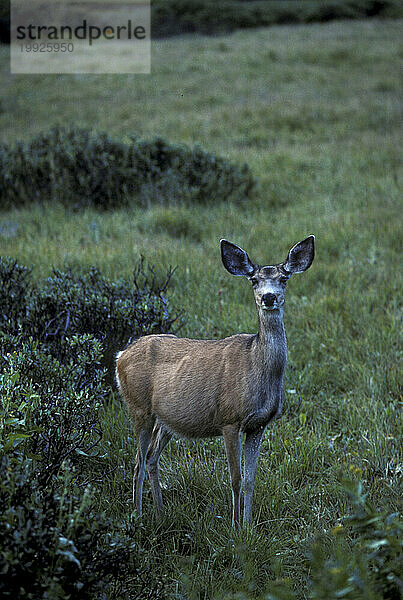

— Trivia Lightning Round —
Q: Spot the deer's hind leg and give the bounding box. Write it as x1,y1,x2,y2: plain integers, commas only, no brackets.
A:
223,425,242,528
146,422,173,514
133,413,155,516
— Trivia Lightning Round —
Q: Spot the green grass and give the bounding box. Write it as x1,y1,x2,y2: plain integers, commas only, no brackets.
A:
1,18,402,599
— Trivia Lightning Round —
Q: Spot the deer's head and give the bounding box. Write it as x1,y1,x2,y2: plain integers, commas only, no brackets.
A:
221,236,315,312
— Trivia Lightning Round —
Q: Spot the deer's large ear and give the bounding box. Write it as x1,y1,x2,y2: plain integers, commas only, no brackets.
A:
220,239,256,277
283,235,315,274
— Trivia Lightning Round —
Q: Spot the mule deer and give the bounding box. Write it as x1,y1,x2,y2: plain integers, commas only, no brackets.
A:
116,236,315,527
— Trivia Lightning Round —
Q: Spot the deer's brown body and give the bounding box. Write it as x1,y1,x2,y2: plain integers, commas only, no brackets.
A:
116,236,314,527
117,327,285,438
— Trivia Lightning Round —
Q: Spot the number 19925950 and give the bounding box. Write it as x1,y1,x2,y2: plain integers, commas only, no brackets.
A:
20,43,74,52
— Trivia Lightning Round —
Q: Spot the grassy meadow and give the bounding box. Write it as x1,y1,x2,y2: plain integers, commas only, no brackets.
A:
1,18,402,599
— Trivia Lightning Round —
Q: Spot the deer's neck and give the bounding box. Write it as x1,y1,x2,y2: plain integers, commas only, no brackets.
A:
255,308,287,378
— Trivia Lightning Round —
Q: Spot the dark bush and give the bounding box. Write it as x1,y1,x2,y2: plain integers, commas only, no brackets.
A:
0,256,32,334
0,127,255,210
0,255,182,379
28,261,181,372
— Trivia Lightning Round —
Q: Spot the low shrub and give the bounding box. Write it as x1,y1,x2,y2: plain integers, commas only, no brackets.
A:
0,127,255,210
0,255,182,379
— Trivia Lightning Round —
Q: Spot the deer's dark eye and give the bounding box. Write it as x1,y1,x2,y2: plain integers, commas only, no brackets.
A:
250,277,258,287
279,276,288,284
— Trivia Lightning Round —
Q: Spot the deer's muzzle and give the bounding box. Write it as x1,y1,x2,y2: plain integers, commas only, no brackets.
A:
261,293,278,309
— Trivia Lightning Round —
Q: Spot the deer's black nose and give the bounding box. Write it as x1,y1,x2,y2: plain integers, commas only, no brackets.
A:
261,293,276,307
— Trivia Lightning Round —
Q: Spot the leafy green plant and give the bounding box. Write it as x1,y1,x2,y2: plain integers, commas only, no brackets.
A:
341,480,402,600
0,334,106,484
0,456,167,600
